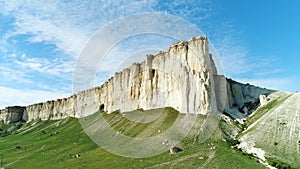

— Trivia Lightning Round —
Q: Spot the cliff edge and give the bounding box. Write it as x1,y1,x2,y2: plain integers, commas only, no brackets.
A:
0,36,272,124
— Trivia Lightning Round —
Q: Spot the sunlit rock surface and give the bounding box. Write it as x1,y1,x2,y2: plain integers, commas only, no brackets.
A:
0,37,271,123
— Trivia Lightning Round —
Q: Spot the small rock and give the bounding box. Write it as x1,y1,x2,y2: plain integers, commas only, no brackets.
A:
50,131,59,136
259,95,268,106
210,146,216,150
162,140,169,145
71,154,81,158
169,146,182,154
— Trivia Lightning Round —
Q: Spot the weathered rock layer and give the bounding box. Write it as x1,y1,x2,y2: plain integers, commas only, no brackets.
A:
0,37,272,124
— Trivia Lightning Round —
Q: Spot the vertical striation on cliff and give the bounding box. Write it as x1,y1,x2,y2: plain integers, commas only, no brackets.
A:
73,36,218,117
0,106,26,123
223,79,273,122
0,36,273,124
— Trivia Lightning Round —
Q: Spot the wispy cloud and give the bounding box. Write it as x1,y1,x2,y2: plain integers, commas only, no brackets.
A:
0,86,69,109
0,64,33,84
1,2,91,57
205,19,281,80
13,55,74,78
0,0,216,58
0,0,161,107
0,52,74,92
0,0,159,57
154,0,214,23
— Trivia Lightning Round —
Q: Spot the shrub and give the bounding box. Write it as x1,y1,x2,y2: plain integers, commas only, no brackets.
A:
0,130,10,137
267,158,293,169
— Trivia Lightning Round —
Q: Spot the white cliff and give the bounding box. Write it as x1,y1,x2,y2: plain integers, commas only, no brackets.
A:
0,36,272,124
0,106,25,123
224,79,273,122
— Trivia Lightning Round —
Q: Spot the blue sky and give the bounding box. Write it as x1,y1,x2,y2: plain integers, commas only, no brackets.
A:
0,0,299,108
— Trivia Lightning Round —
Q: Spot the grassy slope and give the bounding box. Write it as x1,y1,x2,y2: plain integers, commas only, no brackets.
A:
238,93,292,139
239,93,299,169
245,94,292,128
0,108,265,169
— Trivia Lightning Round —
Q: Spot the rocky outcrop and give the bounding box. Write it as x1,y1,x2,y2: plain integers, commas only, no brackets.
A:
259,94,268,106
25,97,75,121
76,36,218,116
0,106,26,123
224,79,273,121
169,146,183,154
0,36,273,124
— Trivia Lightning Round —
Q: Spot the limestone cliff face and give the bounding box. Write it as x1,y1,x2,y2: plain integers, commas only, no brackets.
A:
0,106,25,123
24,97,75,121
224,79,273,121
70,36,218,118
0,36,272,123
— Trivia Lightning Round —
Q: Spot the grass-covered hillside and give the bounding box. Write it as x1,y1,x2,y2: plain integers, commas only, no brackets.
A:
239,92,299,169
0,108,266,169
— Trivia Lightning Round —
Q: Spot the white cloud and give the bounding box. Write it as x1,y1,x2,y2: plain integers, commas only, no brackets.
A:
13,55,74,78
0,0,216,57
0,0,162,108
0,0,159,57
2,4,90,57
0,64,33,84
0,86,69,109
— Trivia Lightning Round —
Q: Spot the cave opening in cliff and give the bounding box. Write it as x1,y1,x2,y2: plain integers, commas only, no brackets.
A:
151,69,156,78
100,104,105,110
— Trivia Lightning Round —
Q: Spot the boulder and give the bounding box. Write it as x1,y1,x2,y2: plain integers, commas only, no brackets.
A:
169,146,182,154
259,95,268,106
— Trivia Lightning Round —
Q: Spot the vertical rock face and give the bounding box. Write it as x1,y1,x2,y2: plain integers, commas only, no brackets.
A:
259,95,268,106
0,106,25,123
66,36,218,118
83,36,218,115
224,79,273,121
0,36,273,123
25,97,75,121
